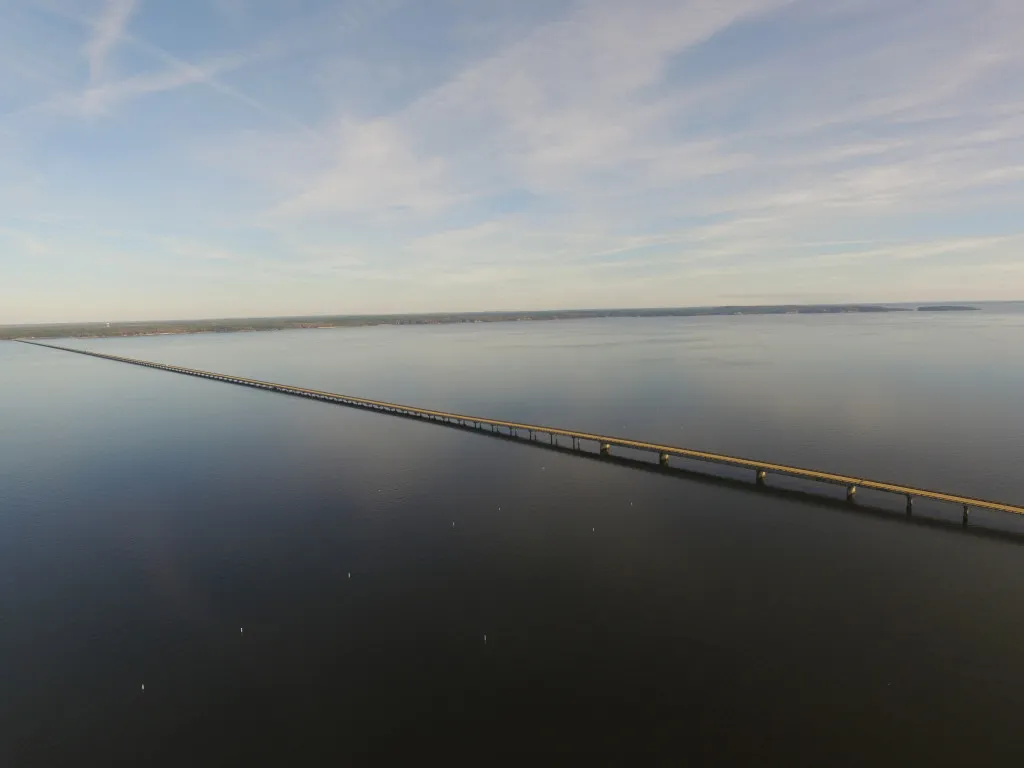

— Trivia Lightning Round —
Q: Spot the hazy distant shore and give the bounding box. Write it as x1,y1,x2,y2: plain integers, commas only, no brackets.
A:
0,303,982,340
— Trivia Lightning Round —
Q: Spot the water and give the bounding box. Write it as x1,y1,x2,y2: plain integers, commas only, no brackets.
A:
2,305,1023,764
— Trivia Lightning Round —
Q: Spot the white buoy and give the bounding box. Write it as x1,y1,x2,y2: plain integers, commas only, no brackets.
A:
592,527,595,532
484,634,487,644
240,627,244,634
348,572,351,578
141,684,145,691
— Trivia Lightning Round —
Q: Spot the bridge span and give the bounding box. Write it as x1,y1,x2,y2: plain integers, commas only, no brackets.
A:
17,339,1024,527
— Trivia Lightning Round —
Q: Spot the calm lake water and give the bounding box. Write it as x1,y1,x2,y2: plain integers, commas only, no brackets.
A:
2,305,1024,765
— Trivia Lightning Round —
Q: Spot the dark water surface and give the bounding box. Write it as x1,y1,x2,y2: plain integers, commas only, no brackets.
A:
2,307,1024,765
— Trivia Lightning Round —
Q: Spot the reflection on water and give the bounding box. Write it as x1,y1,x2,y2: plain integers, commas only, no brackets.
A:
2,306,1024,764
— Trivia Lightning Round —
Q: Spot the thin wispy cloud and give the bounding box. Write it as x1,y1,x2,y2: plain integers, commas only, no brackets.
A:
1,0,1022,323
72,53,248,117
84,0,137,84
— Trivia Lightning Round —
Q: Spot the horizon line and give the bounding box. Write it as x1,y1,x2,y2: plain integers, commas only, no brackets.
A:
1,299,1014,329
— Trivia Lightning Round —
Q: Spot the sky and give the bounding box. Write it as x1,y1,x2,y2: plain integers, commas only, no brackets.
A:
1,0,1022,323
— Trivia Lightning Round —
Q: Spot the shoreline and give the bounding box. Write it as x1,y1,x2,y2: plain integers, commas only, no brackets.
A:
0,303,984,341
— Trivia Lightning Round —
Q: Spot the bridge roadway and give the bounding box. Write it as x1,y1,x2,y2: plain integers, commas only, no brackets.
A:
18,339,1024,525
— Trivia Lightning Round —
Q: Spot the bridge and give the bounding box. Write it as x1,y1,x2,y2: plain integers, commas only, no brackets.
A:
17,339,1024,527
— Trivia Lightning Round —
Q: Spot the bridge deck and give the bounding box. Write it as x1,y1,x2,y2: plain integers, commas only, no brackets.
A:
17,339,1024,518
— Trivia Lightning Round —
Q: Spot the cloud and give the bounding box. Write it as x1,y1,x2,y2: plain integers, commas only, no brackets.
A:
272,118,453,219
10,0,316,130
213,0,247,25
118,30,317,132
259,0,1022,235
71,52,248,116
0,225,51,256
84,0,138,84
264,0,791,221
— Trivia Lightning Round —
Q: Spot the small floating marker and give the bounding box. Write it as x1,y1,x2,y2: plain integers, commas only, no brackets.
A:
484,634,487,644
347,572,351,579
141,684,145,692
452,521,455,528
592,527,595,532
240,627,243,634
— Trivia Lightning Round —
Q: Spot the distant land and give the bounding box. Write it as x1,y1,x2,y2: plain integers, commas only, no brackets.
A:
0,303,983,340
916,305,980,312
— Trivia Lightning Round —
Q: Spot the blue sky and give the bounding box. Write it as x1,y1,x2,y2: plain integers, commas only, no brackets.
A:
1,0,1022,322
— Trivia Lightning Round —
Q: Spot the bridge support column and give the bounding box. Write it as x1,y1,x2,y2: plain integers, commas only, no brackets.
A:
846,485,857,502
756,469,767,485
659,453,670,467
600,443,611,456
963,504,969,528
905,496,913,516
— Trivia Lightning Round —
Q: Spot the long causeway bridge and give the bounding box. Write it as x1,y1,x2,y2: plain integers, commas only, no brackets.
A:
18,339,1024,527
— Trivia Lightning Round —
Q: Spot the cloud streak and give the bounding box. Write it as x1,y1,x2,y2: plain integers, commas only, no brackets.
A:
72,52,248,116
84,0,137,84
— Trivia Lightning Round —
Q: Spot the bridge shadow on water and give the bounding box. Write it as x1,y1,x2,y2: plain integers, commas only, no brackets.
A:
332,396,1024,546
